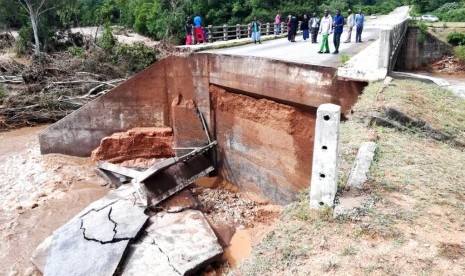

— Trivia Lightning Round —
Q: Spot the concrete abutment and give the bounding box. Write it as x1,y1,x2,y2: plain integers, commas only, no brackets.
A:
39,53,366,204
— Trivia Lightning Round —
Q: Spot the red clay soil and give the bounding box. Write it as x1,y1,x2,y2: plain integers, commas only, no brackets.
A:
431,55,465,73
91,127,175,162
210,85,315,202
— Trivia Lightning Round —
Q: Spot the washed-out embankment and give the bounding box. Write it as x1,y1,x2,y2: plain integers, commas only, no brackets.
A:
39,53,367,204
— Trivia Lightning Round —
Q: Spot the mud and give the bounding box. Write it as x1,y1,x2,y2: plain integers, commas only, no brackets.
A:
91,127,175,162
0,126,109,275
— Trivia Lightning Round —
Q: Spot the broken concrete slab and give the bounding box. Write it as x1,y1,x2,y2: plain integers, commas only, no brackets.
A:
32,185,146,274
30,235,52,273
121,210,223,275
346,142,377,189
44,189,148,276
121,243,181,276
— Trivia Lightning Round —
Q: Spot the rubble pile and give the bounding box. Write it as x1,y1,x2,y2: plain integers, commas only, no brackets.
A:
430,55,465,73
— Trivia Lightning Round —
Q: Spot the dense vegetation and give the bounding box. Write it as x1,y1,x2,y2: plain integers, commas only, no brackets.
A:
1,0,411,49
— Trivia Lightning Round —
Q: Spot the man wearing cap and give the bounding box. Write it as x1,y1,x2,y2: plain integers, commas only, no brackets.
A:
344,9,355,43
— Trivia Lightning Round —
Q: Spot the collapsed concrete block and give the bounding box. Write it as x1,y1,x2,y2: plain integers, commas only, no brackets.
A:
310,103,341,209
171,95,209,157
30,235,52,273
43,186,148,276
346,142,377,189
91,127,175,162
121,210,223,275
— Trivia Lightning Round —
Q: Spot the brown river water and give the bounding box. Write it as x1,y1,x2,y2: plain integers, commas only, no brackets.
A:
0,126,281,275
0,125,109,275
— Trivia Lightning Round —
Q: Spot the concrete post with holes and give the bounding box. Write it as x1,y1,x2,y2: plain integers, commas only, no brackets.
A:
236,24,241,39
266,22,270,35
309,103,341,209
281,22,285,34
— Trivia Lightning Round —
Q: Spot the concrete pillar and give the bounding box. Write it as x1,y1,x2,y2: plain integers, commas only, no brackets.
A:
223,24,228,41
309,103,341,209
236,24,241,39
379,27,393,70
266,22,270,35
346,142,377,189
207,25,213,43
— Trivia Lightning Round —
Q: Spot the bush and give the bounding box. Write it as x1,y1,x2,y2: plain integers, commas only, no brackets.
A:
435,2,465,22
454,45,465,62
112,42,158,74
98,24,116,52
447,32,465,46
16,26,32,55
68,46,84,57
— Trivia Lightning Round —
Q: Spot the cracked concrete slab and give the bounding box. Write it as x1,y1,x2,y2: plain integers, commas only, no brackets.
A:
44,192,148,276
121,210,223,275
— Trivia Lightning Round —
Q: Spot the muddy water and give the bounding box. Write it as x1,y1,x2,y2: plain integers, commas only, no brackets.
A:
0,126,109,275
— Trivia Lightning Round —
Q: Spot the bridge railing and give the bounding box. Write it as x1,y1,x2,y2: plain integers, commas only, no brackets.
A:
379,19,408,72
192,22,303,44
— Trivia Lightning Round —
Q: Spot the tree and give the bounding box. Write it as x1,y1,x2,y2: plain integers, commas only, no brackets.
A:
16,0,74,56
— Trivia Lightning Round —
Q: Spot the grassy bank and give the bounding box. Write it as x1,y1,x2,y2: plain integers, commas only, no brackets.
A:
234,79,465,275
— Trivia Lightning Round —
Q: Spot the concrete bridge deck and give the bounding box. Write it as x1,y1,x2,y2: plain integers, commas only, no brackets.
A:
202,6,409,79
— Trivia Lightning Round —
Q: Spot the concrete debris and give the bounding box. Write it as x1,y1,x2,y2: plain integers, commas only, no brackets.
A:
121,210,223,276
43,186,148,276
171,96,210,157
30,235,52,273
91,127,175,162
333,195,375,220
346,142,377,189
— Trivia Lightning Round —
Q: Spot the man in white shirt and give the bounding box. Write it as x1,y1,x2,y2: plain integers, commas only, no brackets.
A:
344,9,355,43
318,10,332,53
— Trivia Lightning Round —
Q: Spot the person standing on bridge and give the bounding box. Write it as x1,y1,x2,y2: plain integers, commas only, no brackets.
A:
185,17,193,45
193,15,206,44
309,13,320,43
290,16,298,42
286,14,292,41
302,14,310,41
355,10,365,43
344,9,355,43
275,12,281,35
251,17,261,44
318,10,332,53
332,9,344,54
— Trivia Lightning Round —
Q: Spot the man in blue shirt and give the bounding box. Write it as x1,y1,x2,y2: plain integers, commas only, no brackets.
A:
332,9,344,54
355,10,365,43
193,15,205,44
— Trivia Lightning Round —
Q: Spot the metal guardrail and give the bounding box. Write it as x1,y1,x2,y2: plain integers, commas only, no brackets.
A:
191,21,303,44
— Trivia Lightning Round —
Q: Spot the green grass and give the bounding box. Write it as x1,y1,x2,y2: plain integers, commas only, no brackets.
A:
234,79,465,275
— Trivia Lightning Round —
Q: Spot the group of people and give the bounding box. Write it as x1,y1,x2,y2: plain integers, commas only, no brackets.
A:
275,9,365,54
185,15,206,45
186,9,366,52
317,9,365,54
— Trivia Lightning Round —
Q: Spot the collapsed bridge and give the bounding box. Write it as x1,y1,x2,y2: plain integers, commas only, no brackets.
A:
39,53,366,204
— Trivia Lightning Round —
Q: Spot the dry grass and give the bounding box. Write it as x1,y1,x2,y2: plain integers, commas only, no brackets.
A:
234,79,465,276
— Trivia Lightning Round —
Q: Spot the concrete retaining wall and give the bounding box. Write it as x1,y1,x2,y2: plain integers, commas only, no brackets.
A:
40,54,364,157
395,27,453,71
39,53,366,204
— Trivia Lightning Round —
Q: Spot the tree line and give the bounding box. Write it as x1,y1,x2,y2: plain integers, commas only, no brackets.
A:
0,0,428,55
